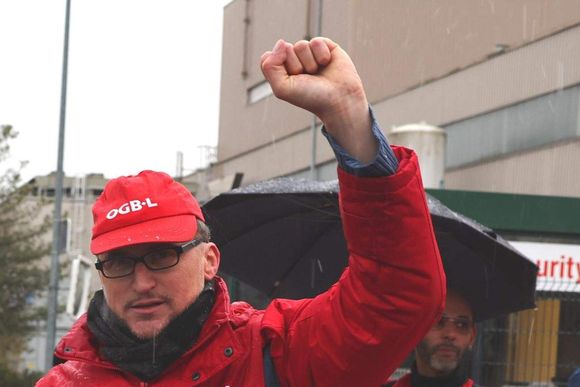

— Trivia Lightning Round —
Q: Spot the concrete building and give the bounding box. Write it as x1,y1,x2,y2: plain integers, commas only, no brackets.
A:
20,172,108,372
194,0,580,201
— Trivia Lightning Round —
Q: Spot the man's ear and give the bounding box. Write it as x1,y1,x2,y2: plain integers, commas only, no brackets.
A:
203,242,221,280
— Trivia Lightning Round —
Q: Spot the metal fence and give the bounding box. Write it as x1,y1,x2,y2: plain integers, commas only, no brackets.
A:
476,291,580,387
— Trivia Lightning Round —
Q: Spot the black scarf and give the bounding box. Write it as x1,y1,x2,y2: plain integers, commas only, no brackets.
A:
87,280,216,382
410,361,470,387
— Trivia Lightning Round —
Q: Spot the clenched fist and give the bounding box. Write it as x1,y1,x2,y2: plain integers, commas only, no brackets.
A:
260,37,377,164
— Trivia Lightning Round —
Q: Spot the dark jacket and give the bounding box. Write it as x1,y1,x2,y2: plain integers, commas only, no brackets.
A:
384,362,474,387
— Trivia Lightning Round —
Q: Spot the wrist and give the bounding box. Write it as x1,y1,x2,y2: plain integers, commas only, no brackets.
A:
322,97,376,164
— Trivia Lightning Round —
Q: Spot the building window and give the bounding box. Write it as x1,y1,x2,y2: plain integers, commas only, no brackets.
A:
248,81,272,104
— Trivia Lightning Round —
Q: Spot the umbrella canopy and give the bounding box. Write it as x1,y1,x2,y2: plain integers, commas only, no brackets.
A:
203,177,538,321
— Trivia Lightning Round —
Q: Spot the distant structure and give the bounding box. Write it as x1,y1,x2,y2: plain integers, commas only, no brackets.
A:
21,172,107,372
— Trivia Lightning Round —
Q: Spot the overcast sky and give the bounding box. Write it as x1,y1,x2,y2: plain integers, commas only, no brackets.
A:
0,0,231,182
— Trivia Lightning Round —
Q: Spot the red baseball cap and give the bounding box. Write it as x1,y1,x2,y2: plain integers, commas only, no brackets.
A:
91,170,205,255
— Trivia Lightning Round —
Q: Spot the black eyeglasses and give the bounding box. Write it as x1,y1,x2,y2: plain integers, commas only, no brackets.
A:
432,314,474,334
95,239,203,279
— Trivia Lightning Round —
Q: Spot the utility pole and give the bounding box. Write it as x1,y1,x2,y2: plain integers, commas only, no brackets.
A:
309,0,322,180
45,0,71,371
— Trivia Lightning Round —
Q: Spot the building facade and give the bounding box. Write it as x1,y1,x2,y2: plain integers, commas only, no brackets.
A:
201,0,580,199
21,173,107,372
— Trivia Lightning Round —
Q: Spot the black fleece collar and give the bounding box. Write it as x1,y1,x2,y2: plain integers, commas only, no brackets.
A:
87,280,216,382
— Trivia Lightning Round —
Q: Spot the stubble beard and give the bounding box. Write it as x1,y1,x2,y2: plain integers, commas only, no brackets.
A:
130,317,170,340
417,340,462,374
120,293,174,340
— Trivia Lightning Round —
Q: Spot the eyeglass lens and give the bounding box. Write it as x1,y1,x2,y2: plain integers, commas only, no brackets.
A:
433,315,473,333
101,248,180,278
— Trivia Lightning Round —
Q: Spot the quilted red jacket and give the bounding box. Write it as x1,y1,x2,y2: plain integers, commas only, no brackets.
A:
37,146,445,387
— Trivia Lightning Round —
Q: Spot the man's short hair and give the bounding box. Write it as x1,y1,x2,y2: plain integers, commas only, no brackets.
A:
195,219,211,243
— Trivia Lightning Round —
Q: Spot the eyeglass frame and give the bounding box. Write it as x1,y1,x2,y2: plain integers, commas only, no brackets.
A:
94,239,204,279
431,314,474,334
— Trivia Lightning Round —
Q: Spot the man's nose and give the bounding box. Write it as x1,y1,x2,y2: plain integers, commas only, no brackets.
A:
132,262,157,292
441,323,459,340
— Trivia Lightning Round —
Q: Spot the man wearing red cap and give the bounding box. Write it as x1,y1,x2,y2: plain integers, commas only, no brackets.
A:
38,37,445,386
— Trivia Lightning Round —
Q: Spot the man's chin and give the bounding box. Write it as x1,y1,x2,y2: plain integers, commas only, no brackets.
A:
431,357,459,374
129,319,169,339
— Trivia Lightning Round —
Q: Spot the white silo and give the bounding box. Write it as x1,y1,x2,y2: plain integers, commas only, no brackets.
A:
389,123,446,189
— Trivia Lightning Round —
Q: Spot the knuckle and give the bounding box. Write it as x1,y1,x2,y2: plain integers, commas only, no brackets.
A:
294,40,310,53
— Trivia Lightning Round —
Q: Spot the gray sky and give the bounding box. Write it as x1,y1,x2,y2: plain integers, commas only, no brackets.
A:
0,0,231,182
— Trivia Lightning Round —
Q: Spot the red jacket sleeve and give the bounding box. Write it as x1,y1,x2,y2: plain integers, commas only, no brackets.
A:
262,146,446,387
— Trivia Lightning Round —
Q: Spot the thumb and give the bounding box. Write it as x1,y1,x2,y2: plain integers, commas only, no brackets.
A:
260,40,291,99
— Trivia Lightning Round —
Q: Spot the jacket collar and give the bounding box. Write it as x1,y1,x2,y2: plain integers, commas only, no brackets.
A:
54,276,238,370
410,361,470,387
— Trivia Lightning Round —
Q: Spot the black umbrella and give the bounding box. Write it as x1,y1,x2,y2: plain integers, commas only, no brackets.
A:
202,177,538,321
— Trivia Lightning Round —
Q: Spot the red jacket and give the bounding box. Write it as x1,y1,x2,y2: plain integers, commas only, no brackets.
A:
388,372,474,387
37,147,445,387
